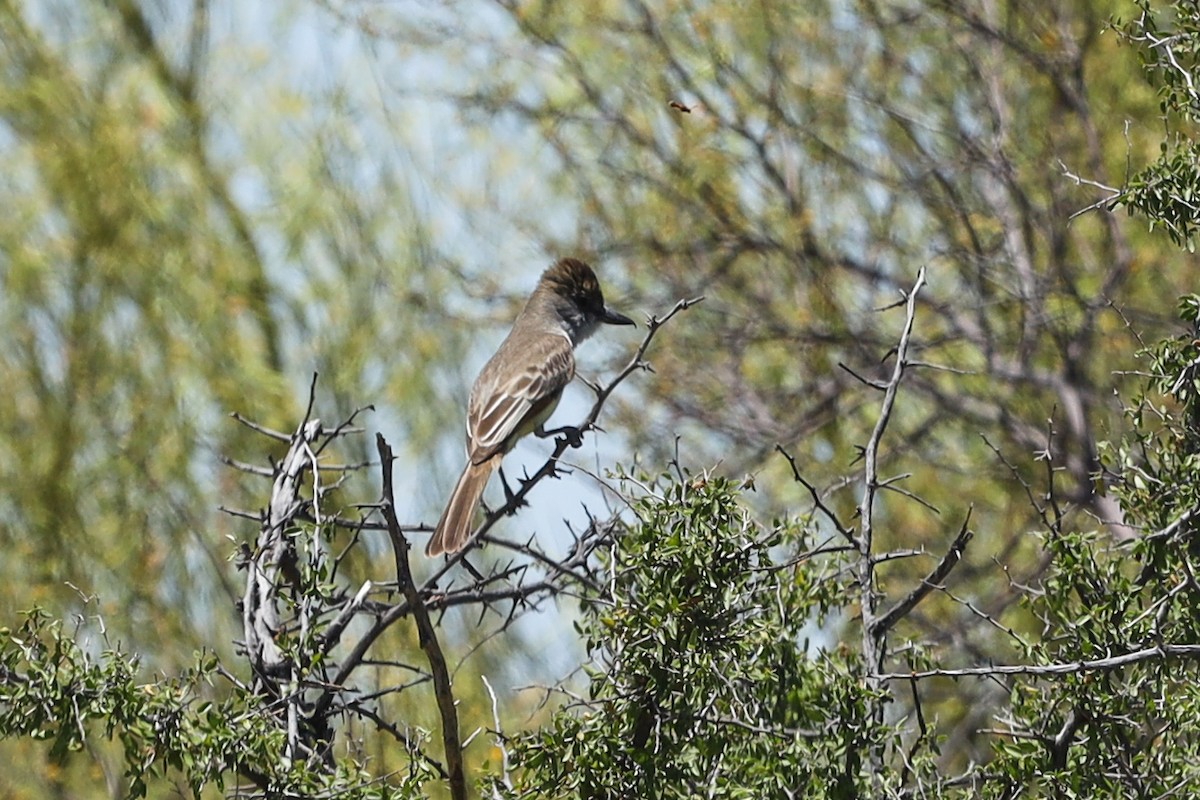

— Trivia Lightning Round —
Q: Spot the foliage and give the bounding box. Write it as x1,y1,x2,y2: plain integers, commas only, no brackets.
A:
1115,2,1200,247
434,0,1191,756
497,472,886,799
0,609,431,799
490,295,1200,799
972,295,1200,798
1105,294,1200,584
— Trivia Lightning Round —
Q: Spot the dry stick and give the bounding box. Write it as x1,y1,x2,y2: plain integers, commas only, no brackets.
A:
857,266,927,779
482,675,513,796
875,643,1200,680
376,434,467,800
872,508,974,638
242,418,322,686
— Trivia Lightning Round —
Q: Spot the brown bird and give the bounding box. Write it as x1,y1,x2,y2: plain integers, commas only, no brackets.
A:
426,258,635,556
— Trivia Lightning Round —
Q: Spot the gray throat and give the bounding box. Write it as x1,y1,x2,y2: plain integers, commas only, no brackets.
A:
555,298,599,346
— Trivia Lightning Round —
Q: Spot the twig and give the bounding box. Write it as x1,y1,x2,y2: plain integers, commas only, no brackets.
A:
1059,159,1121,220
344,701,450,779
219,455,275,477
219,506,262,521
877,474,942,515
898,675,928,788
774,444,857,546
482,676,513,795
838,361,889,390
320,581,373,657
859,266,927,645
230,412,290,442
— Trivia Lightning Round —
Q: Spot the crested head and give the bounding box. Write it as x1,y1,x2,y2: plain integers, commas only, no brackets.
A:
529,257,634,344
539,258,604,306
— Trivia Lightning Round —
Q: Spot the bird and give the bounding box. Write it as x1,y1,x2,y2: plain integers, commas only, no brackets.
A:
426,258,635,556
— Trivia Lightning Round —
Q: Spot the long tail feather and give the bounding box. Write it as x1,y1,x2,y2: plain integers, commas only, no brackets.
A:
426,459,498,556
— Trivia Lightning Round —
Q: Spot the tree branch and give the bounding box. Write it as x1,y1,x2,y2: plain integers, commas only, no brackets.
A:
872,508,974,638
876,643,1200,680
857,266,927,782
241,418,321,686
774,444,857,547
375,434,467,800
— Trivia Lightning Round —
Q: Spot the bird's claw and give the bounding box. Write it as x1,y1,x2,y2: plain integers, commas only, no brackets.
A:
536,423,585,448
559,426,584,449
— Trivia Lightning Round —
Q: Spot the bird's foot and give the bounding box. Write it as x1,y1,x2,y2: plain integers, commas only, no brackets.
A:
536,423,585,448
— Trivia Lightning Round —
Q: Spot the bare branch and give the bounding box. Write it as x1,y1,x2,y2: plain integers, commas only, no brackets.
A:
857,266,927,782
873,508,974,638
230,412,290,442
838,360,889,390
877,643,1200,680
774,444,857,546
860,266,927,644
241,418,322,685
219,455,275,477
482,675,512,796
376,434,467,800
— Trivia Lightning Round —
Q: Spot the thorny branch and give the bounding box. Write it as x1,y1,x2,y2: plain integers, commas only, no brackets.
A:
239,414,317,687
376,434,466,800
872,509,974,639
774,443,857,547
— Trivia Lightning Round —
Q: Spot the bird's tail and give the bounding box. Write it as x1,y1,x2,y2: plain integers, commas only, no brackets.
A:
426,458,498,556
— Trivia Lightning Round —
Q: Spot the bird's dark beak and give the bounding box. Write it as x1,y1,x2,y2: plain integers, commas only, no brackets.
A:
601,307,636,326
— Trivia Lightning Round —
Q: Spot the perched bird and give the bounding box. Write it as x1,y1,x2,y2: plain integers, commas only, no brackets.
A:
426,258,635,556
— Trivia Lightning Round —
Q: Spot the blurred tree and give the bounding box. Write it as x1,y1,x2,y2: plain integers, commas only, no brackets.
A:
0,0,472,794
441,0,1184,522
0,0,471,645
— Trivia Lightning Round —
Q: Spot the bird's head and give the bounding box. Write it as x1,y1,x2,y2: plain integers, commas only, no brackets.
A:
538,258,634,341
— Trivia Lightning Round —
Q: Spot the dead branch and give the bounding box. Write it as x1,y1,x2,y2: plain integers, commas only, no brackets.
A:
376,434,467,800
857,266,927,780
872,509,974,638
876,643,1200,680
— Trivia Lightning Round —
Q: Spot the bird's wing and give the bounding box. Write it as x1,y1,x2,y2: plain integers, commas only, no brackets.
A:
466,333,575,463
